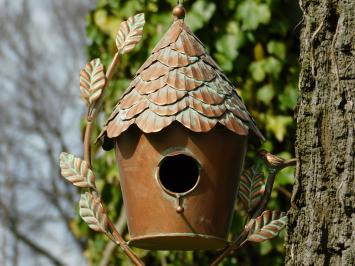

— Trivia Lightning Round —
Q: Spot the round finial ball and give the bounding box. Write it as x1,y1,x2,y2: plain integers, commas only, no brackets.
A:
176,206,184,214
173,5,186,19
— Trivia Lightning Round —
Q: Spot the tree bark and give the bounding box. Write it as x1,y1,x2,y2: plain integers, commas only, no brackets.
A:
286,0,354,265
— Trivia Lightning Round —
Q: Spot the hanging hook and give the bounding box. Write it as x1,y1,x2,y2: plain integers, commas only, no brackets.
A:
173,0,186,19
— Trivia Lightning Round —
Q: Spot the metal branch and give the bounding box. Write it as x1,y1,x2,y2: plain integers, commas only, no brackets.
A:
209,157,297,266
81,51,145,266
108,220,145,266
84,52,120,167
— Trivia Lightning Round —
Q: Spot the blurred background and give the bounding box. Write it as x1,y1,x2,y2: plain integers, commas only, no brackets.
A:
0,0,300,265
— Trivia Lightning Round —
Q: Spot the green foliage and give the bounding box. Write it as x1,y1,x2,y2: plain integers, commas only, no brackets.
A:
75,0,301,265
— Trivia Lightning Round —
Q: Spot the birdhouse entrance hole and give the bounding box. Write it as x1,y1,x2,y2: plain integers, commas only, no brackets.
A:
158,154,200,194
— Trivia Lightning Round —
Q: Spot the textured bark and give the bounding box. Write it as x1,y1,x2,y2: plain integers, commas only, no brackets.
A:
286,0,354,265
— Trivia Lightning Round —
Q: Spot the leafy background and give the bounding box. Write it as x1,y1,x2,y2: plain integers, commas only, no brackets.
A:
72,0,301,265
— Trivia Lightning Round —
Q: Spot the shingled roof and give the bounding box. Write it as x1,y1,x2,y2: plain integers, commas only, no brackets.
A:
100,17,264,150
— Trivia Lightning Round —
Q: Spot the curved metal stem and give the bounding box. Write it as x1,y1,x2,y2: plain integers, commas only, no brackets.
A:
84,120,93,168
83,52,120,167
252,169,277,219
107,220,145,266
209,158,297,266
82,52,145,266
209,219,255,266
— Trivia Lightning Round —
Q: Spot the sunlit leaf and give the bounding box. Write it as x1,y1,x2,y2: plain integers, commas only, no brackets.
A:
185,0,216,31
250,61,266,82
257,84,275,105
237,1,271,30
278,83,298,111
216,34,239,60
263,57,283,78
267,41,286,60
254,43,265,61
265,115,293,142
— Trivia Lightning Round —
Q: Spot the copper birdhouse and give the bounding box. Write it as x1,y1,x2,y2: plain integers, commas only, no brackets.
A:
98,6,264,251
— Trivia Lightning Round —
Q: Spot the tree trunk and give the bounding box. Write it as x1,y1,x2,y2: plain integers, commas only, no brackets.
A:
285,0,354,265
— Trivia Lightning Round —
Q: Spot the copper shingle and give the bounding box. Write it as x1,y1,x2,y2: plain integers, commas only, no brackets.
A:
100,18,264,149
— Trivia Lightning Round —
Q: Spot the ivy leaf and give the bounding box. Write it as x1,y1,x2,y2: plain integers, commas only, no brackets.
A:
79,192,110,234
263,57,283,78
185,0,216,31
237,1,271,30
265,115,293,142
216,34,239,60
278,82,298,111
239,165,265,213
116,13,145,54
248,210,287,243
249,61,266,82
267,41,286,60
59,152,96,189
79,58,106,107
257,84,275,105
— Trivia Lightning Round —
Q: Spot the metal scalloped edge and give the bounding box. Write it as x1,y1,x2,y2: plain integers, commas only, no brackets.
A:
135,109,176,133
124,100,150,120
149,98,190,116
151,20,183,54
166,26,205,57
106,118,136,139
225,97,251,122
219,112,249,136
140,61,170,81
177,60,216,82
135,76,167,95
164,69,204,91
180,22,206,48
176,108,218,132
100,16,265,143
117,76,140,101
188,84,226,105
147,85,188,105
119,89,145,110
157,47,199,68
136,54,158,74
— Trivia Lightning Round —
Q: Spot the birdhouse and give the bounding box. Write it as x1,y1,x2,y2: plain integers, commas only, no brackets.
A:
99,6,264,251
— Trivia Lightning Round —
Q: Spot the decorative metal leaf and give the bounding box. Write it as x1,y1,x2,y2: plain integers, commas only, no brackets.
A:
79,58,106,106
238,165,265,213
79,192,110,233
59,152,96,189
247,210,287,243
116,13,145,54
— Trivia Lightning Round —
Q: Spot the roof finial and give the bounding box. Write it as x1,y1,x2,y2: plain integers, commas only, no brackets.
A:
173,1,186,20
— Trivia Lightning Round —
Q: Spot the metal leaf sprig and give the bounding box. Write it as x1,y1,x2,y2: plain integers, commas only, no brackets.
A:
210,151,296,266
239,165,265,214
59,13,146,266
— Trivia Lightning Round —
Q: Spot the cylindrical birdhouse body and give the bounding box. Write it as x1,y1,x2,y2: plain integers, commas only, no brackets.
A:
99,13,264,251
115,124,247,250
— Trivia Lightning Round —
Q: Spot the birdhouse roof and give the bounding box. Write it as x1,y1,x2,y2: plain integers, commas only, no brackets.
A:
99,18,264,149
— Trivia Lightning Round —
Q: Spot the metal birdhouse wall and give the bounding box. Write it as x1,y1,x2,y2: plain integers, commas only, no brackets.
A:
99,10,264,250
